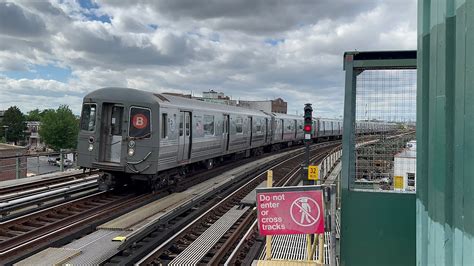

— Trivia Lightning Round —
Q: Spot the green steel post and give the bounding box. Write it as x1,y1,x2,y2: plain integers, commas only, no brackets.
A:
60,149,64,172
15,156,20,179
340,53,357,266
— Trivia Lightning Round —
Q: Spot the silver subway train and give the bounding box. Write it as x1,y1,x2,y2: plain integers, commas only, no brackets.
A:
77,87,393,190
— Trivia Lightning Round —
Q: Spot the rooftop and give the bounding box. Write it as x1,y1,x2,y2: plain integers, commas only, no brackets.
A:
0,143,26,150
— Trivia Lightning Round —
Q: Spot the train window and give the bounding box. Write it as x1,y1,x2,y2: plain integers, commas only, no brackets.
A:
256,119,262,133
110,106,123,136
179,113,183,136
235,117,243,134
203,115,215,135
129,107,151,138
80,104,97,131
162,113,168,139
407,173,415,186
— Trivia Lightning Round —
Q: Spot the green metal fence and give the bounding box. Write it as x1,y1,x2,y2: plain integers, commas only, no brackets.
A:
341,51,417,266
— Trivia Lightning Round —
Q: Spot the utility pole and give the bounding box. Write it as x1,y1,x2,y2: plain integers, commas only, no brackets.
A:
302,103,313,185
3,125,8,143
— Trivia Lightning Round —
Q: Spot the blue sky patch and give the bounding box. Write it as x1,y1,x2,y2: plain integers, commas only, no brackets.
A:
77,0,111,23
210,33,220,42
2,64,72,82
264,38,285,46
78,0,98,9
148,24,159,30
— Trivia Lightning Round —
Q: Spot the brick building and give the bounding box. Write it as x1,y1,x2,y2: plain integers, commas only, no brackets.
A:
25,121,44,150
0,143,27,181
237,98,287,113
163,90,288,114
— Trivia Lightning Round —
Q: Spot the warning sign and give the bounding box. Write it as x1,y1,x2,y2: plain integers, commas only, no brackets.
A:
394,175,404,190
256,186,324,235
308,165,319,180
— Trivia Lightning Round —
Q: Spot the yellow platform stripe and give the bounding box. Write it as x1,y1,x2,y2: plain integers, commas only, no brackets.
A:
112,236,127,242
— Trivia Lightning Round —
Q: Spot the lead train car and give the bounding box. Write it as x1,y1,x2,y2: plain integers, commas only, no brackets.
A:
77,87,305,190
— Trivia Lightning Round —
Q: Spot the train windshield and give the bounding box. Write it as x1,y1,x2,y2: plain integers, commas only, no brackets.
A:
129,107,151,138
80,104,97,131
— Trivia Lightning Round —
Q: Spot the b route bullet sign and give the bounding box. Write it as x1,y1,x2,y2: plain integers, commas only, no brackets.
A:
256,186,324,235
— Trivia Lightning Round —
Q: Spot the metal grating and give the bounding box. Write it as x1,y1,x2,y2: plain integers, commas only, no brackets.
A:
354,69,416,192
14,247,80,266
169,206,249,265
62,229,126,265
258,233,332,263
258,234,308,261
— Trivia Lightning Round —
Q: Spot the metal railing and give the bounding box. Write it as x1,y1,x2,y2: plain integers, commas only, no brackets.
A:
0,149,78,181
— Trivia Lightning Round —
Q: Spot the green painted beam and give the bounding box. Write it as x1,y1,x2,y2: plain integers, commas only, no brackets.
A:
418,0,474,265
353,59,417,69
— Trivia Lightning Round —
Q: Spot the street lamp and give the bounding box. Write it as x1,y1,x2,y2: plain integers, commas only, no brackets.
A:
2,125,8,143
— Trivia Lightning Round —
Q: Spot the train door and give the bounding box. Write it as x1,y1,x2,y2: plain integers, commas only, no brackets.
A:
281,119,284,140
265,118,269,142
100,103,124,163
178,111,191,161
222,114,230,152
294,120,297,138
249,116,253,146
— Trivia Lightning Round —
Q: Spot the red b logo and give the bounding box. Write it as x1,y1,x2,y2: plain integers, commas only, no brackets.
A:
132,114,148,129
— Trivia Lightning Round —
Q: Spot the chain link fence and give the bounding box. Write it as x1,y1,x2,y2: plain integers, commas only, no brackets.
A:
354,69,416,191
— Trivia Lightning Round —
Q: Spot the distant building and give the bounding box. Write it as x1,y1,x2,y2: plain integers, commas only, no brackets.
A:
200,90,238,106
393,140,416,191
0,143,27,181
162,92,193,98
25,121,44,151
162,90,287,113
202,90,227,99
238,98,287,113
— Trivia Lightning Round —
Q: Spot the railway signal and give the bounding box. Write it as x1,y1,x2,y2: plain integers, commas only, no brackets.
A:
304,103,313,135
303,103,312,186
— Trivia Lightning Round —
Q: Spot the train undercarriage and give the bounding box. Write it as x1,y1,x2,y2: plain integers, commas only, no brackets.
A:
95,140,316,192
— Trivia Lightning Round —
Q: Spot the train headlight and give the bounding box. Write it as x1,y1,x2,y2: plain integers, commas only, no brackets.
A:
88,144,94,151
128,140,136,148
128,148,135,156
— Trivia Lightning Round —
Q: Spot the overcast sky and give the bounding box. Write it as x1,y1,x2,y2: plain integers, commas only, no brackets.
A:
0,0,416,117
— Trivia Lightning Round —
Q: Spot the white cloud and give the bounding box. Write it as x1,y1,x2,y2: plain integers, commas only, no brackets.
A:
0,76,84,113
0,0,417,117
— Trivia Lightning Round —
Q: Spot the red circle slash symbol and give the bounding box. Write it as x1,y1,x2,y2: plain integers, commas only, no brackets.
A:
132,114,148,129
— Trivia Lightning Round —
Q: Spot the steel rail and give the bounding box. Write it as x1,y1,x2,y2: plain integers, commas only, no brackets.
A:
0,169,99,195
135,143,337,265
0,193,155,265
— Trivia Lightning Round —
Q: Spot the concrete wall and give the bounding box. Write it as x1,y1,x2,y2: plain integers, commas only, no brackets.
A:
0,144,27,181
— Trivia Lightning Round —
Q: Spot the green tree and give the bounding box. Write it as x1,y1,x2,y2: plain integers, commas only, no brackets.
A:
26,109,43,121
40,105,79,151
1,106,25,145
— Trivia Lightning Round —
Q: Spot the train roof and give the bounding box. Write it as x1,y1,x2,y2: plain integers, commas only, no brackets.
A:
84,87,158,104
272,113,303,120
155,93,268,117
85,87,269,116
